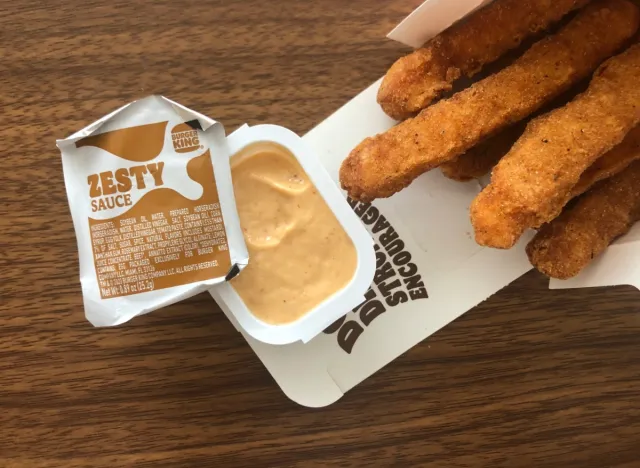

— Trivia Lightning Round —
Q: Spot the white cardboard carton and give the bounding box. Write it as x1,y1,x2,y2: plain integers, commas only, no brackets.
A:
210,0,638,407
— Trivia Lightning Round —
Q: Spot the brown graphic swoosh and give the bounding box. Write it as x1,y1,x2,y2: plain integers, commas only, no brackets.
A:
77,121,168,162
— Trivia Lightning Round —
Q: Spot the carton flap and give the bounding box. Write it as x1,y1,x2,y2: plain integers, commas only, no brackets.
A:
326,232,533,394
387,0,493,48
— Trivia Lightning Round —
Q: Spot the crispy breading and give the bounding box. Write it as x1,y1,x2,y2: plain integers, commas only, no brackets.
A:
571,125,640,198
471,44,640,249
378,0,590,121
439,122,527,182
340,0,640,203
527,160,640,279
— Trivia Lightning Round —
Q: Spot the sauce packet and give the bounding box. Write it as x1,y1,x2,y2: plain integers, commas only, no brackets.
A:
57,96,248,326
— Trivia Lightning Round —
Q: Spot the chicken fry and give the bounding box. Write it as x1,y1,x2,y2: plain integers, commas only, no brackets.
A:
527,160,640,279
378,0,590,121
571,125,640,198
471,44,640,249
340,0,639,203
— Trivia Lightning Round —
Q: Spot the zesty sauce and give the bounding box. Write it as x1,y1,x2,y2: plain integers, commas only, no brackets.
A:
230,142,357,325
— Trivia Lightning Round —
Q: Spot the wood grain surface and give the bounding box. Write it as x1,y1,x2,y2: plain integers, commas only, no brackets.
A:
1,1,640,466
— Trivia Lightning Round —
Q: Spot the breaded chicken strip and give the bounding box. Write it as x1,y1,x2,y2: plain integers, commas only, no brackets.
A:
527,160,640,279
571,125,640,198
378,0,591,121
471,44,640,249
341,0,639,202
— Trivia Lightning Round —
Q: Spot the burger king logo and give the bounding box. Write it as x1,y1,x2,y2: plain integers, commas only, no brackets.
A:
171,122,201,153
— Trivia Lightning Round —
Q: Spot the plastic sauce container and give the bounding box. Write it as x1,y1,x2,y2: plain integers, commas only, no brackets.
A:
210,124,375,345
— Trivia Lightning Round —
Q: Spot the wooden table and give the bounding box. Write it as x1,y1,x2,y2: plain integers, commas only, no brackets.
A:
2,1,639,466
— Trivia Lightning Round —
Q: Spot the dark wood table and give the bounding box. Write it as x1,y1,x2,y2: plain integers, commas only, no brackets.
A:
2,1,640,466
